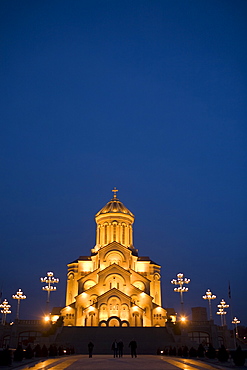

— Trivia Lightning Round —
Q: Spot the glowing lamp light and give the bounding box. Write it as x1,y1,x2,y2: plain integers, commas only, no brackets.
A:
216,299,229,326
232,316,240,325
12,288,26,320
171,273,190,314
180,316,187,322
232,316,240,337
40,271,59,313
0,299,11,325
202,289,216,320
44,315,50,322
51,315,60,323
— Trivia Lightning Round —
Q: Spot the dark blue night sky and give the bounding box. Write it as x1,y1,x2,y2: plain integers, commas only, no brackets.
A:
1,1,246,326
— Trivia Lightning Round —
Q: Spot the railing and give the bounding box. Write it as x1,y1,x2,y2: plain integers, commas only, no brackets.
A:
15,320,43,325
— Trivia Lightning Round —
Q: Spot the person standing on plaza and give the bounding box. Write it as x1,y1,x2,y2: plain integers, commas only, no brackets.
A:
118,339,124,357
112,339,118,357
129,339,137,358
88,341,94,358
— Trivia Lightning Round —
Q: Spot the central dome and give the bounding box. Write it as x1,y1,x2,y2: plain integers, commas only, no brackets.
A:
95,188,134,217
94,189,135,250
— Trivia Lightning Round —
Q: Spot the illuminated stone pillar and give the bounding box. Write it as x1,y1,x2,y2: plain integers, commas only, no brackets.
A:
129,226,132,246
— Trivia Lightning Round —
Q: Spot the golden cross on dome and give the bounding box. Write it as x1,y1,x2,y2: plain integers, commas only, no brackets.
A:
112,187,118,199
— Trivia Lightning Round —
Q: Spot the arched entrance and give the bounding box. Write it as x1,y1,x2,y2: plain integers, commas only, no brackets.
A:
99,317,129,327
99,320,107,327
108,316,121,327
121,320,129,327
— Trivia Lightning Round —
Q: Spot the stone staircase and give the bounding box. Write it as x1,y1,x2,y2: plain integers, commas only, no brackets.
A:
54,326,176,354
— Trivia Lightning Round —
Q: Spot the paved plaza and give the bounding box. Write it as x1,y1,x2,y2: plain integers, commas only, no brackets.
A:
18,355,229,370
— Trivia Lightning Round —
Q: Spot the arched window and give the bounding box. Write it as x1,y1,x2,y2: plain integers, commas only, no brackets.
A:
105,273,125,291
120,304,129,321
108,297,120,317
84,280,96,290
218,336,224,346
104,224,107,244
105,251,124,266
133,281,145,291
122,224,125,244
113,224,116,240
188,331,210,345
99,304,107,321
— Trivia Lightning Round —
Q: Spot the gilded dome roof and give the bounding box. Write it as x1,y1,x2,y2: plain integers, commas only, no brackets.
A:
95,188,134,217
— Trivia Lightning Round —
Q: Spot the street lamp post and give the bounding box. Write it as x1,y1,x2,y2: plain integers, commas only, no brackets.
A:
12,289,26,321
232,316,240,338
40,272,59,314
0,299,11,325
216,299,229,326
171,273,190,315
202,289,216,320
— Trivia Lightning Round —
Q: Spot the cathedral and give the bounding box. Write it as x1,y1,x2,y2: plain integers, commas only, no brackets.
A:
61,189,168,327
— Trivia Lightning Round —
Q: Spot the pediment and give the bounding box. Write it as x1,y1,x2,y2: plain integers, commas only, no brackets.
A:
97,287,131,303
77,269,99,284
99,241,131,257
98,262,130,277
129,268,150,283
61,301,76,313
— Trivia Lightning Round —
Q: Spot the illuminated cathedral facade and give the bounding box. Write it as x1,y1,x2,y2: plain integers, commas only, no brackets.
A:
61,189,167,327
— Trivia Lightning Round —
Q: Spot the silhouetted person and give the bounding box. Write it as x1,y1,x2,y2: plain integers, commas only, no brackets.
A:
182,345,188,358
189,347,197,358
217,345,229,362
41,344,48,357
34,344,42,357
58,346,64,356
233,346,245,366
48,344,57,357
206,343,216,359
88,341,94,358
1,346,12,366
177,347,182,357
197,344,205,358
118,339,124,357
25,345,34,359
129,339,137,358
14,345,24,362
112,339,118,357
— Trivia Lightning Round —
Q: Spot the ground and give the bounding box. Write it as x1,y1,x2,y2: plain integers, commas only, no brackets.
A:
13,355,238,370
